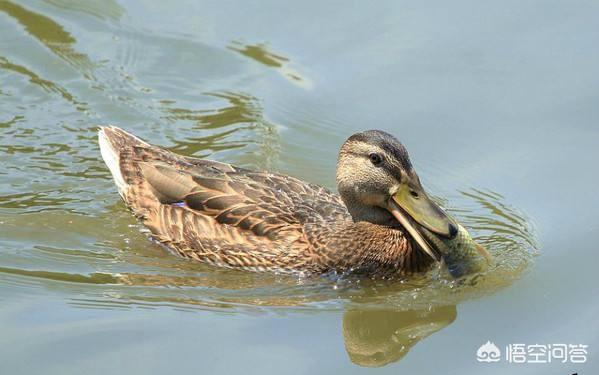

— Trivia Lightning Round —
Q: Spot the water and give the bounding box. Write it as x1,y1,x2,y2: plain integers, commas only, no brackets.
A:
1,0,597,373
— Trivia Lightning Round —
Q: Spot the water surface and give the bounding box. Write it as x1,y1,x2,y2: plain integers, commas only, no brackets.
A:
1,0,598,373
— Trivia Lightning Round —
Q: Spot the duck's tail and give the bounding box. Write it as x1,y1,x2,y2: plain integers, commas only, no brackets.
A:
98,125,203,219
98,126,145,198
99,126,168,218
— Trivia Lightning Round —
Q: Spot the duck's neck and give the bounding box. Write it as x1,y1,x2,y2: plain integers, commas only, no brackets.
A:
335,195,436,276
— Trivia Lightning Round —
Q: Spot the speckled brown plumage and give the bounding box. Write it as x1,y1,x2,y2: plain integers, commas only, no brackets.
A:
99,126,434,277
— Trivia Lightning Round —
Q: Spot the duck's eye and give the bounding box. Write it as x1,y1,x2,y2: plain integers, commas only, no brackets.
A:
369,153,382,165
410,190,419,198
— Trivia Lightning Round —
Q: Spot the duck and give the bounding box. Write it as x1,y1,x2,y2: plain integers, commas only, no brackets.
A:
99,126,485,277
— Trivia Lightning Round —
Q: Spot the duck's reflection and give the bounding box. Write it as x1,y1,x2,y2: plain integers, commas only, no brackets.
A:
342,305,457,367
67,268,458,367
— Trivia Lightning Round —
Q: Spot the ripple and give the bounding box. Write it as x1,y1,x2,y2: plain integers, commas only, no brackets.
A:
0,1,95,74
160,91,281,168
0,266,119,285
0,115,24,129
0,186,537,311
0,56,86,109
0,190,80,211
228,40,313,89
45,0,124,21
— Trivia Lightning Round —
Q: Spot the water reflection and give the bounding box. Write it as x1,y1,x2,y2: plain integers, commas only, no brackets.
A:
342,305,456,367
0,0,94,73
0,262,457,366
0,266,118,284
0,56,78,104
0,190,79,210
0,115,23,129
45,0,124,20
229,41,288,68
162,91,280,167
228,40,312,89
164,92,263,130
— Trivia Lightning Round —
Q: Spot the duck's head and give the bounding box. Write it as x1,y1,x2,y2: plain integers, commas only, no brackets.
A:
336,130,458,261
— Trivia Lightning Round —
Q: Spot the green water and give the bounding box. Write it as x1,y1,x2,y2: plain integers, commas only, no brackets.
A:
1,1,597,373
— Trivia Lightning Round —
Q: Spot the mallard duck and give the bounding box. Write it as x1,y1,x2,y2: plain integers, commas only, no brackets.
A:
99,126,486,277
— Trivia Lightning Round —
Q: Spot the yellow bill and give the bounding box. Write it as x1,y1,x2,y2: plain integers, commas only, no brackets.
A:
387,183,459,262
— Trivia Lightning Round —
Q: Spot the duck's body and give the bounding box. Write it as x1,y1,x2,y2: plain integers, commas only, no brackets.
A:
99,127,489,277
99,127,434,277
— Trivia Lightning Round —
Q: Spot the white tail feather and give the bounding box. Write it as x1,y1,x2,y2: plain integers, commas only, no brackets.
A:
98,127,127,198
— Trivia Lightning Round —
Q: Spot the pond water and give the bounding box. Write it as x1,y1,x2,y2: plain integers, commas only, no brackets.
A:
1,0,597,373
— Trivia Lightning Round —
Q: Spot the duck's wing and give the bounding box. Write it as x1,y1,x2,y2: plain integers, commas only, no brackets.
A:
141,157,350,239
99,126,350,271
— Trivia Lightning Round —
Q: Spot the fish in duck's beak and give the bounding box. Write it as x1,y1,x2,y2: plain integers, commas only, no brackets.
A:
387,182,459,262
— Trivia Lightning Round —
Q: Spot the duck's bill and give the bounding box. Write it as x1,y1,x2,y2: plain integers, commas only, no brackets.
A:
388,188,493,274
391,185,458,238
388,198,441,262
388,187,458,262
